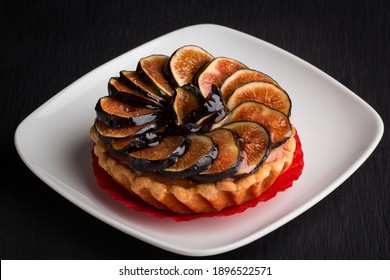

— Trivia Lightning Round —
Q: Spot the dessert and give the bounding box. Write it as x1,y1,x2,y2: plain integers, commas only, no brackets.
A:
90,45,300,215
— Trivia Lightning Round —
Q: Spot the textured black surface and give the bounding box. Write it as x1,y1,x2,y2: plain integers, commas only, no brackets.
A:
1,0,389,259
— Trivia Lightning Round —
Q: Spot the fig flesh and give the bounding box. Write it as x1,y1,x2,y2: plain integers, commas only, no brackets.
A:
137,54,174,97
168,45,214,87
195,57,248,98
226,81,291,116
229,101,292,147
220,69,280,102
223,121,270,176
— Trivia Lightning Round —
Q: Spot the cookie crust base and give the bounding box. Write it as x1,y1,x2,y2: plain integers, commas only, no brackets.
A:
90,127,296,214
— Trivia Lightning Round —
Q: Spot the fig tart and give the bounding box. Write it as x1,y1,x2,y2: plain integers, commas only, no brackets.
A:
90,45,300,215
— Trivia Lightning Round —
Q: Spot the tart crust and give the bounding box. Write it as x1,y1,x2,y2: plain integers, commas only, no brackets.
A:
90,127,296,214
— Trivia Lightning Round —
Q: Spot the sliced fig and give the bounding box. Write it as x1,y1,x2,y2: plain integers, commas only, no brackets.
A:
220,69,280,101
192,128,242,182
137,54,174,97
179,112,218,134
168,45,214,86
120,70,166,105
191,112,219,133
94,119,158,143
108,77,162,108
202,85,229,122
223,121,271,176
128,135,189,171
95,96,161,128
172,84,202,125
210,113,231,130
160,134,218,178
110,136,148,153
109,126,166,153
183,85,228,131
195,57,248,98
226,81,291,116
228,101,292,147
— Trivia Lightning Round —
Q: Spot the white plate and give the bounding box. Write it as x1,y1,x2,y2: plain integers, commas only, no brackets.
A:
14,24,383,256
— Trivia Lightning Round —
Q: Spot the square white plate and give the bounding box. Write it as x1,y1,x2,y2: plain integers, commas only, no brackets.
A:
15,24,383,256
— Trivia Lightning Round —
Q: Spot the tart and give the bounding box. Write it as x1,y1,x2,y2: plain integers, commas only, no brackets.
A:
90,45,300,215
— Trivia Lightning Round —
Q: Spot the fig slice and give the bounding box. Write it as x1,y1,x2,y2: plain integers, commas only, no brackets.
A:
137,54,174,97
192,128,242,182
223,121,271,176
220,69,280,102
94,119,158,143
202,85,229,122
172,84,202,125
120,70,166,105
180,113,218,134
108,77,162,108
168,45,214,87
229,101,292,147
195,57,248,98
109,126,166,153
183,85,228,132
160,134,218,178
95,96,161,128
226,81,292,116
128,135,189,171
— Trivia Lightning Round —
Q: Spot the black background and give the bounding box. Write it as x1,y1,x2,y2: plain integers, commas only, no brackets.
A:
1,0,389,259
